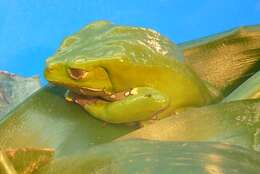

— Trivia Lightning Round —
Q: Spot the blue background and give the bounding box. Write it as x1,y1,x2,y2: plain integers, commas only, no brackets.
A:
0,0,259,84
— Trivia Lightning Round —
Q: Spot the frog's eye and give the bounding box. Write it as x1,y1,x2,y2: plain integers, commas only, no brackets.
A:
67,68,88,80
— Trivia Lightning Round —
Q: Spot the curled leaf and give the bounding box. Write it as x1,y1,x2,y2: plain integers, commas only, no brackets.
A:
223,71,260,102
36,140,260,174
120,99,260,151
0,71,41,119
180,25,260,96
0,85,136,157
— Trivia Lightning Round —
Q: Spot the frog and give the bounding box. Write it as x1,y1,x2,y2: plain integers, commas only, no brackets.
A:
45,21,215,124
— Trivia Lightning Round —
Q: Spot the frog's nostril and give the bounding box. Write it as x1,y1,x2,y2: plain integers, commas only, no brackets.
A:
67,68,89,80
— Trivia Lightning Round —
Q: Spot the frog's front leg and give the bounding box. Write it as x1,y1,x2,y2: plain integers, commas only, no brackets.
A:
74,87,169,123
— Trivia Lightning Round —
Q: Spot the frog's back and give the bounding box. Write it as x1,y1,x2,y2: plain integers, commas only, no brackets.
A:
48,21,185,69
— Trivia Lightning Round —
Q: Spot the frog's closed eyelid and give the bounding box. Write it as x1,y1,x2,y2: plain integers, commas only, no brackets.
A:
67,68,89,80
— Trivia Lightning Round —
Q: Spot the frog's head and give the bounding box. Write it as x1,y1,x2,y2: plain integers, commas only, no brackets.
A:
45,21,212,123
45,58,114,98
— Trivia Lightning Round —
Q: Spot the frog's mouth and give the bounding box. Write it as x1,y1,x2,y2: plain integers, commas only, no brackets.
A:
64,87,136,106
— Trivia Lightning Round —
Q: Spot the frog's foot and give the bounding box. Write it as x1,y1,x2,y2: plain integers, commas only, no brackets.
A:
66,87,169,123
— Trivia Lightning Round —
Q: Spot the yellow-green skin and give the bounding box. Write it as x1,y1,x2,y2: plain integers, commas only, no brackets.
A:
45,21,213,123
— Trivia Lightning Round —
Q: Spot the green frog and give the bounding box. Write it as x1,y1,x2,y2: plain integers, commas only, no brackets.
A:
45,21,214,123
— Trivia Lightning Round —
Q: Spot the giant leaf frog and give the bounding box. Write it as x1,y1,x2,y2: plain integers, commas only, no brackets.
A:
45,21,215,123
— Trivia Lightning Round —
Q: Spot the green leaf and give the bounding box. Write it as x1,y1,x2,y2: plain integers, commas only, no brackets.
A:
0,148,54,174
36,140,260,174
223,71,260,102
120,99,260,151
0,85,136,157
0,71,41,119
179,25,260,96
0,151,17,174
